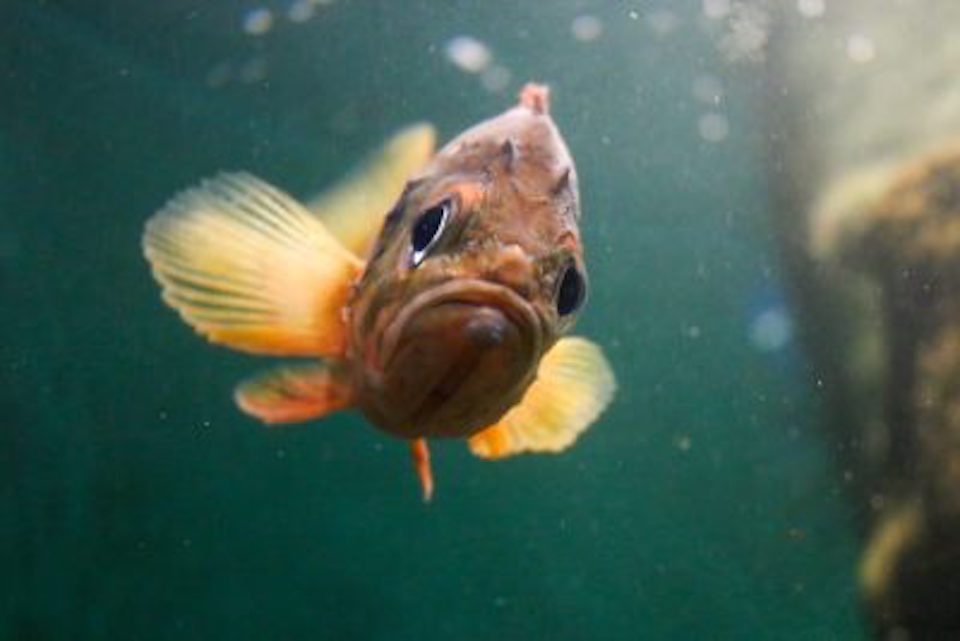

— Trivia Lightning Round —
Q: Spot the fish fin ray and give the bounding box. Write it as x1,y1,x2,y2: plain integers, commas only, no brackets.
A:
143,172,363,356
308,124,436,257
468,336,616,459
234,362,354,424
410,438,434,502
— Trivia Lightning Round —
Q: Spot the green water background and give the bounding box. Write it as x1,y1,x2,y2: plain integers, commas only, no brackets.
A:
3,1,866,638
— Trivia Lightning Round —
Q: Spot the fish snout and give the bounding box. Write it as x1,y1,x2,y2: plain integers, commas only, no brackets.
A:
375,300,530,438
484,245,535,299
370,279,543,439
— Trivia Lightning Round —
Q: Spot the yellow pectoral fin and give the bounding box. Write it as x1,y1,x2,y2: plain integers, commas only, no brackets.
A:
143,172,363,357
468,336,616,460
308,123,436,257
234,362,354,424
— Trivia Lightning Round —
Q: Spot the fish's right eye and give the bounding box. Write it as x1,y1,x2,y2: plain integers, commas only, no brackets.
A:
410,199,450,266
556,264,586,316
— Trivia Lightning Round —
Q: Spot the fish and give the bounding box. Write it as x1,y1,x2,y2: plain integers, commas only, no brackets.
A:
142,83,616,501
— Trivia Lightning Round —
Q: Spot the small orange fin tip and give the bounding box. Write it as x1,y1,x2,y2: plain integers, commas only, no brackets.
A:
519,83,550,114
410,438,434,503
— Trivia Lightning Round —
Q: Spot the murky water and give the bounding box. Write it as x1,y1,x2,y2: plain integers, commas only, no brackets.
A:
4,2,878,639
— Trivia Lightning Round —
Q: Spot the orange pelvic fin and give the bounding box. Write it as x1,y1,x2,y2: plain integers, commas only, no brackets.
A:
410,438,434,503
234,362,354,424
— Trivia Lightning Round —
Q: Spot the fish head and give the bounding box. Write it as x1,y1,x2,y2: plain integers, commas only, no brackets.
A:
348,84,589,439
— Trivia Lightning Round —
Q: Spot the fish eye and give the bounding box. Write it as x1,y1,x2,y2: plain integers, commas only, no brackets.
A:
410,199,450,266
556,264,585,316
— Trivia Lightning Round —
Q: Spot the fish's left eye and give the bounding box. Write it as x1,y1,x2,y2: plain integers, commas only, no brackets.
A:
556,264,585,316
410,199,450,266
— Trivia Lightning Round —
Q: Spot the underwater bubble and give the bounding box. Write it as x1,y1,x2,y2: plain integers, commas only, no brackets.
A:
847,33,876,64
646,9,679,36
445,35,492,74
692,74,724,104
702,0,731,20
571,15,603,42
698,112,729,142
796,0,825,18
717,4,770,63
748,307,794,352
481,65,511,93
628,9,639,20
287,0,315,23
242,7,274,36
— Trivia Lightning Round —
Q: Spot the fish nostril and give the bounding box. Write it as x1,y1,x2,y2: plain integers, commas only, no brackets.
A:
486,246,534,298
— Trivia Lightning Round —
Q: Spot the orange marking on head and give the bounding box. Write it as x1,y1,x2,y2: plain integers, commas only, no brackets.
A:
556,230,580,252
453,182,485,211
519,83,550,115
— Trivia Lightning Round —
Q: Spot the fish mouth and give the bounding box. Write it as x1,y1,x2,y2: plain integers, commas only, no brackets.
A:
381,279,543,369
376,279,544,436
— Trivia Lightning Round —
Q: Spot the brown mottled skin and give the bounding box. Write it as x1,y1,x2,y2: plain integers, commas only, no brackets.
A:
343,85,585,439
836,148,960,631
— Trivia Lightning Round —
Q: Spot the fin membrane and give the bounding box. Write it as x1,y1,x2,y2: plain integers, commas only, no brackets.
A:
308,124,436,257
143,172,362,357
468,336,616,459
235,362,353,424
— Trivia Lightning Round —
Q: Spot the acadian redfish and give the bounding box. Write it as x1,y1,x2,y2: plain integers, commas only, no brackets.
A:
143,83,615,500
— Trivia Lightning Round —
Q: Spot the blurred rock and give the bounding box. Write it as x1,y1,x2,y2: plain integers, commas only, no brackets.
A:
767,2,960,637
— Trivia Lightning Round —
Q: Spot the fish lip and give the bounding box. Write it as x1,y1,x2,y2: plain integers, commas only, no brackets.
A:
379,278,543,375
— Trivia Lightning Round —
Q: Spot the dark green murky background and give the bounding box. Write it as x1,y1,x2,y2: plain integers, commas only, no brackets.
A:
4,1,866,638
